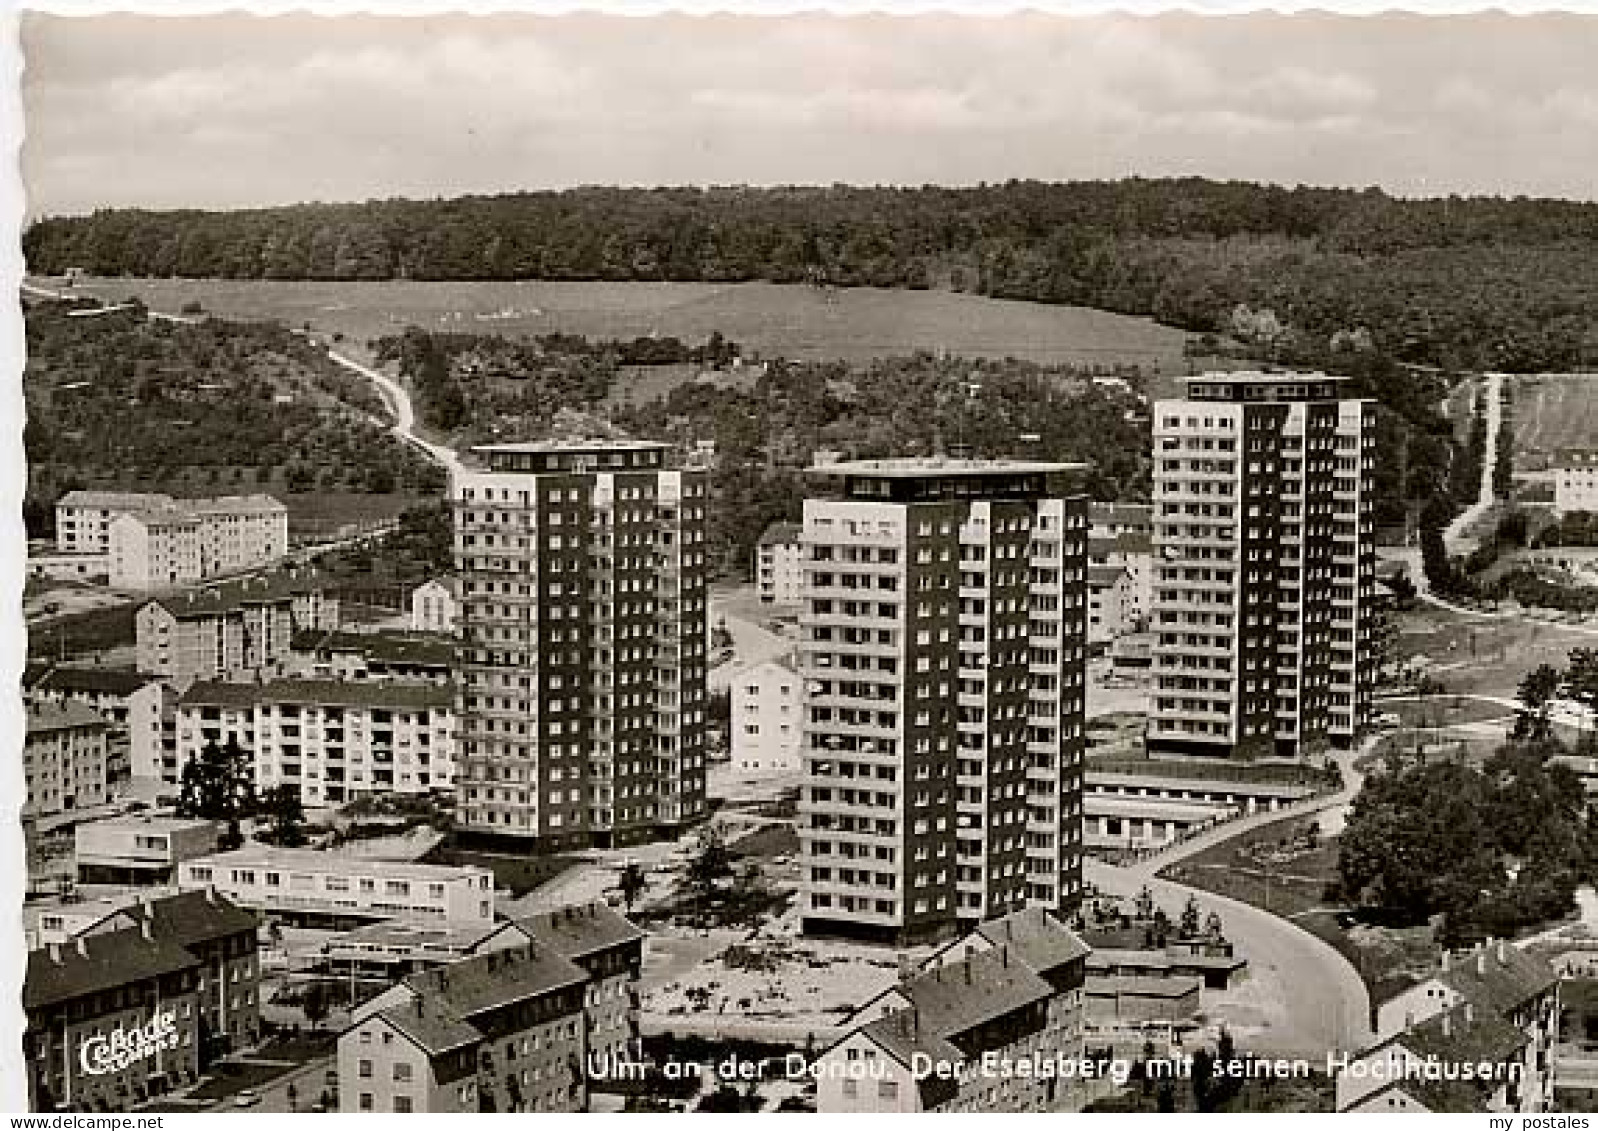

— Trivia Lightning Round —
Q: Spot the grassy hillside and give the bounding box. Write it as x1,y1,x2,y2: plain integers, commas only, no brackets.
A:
23,296,445,538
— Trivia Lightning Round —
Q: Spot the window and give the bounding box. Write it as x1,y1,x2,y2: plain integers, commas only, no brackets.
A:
358,1060,373,1078
393,1097,412,1114
394,1063,412,1082
842,1080,858,1099
359,1094,373,1112
878,1080,899,1100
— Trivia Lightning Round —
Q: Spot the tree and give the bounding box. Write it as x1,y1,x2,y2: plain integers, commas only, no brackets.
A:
1179,896,1201,938
302,982,331,1029
1516,663,1564,740
686,825,735,908
286,1082,298,1112
617,861,647,912
263,784,308,847
174,737,257,829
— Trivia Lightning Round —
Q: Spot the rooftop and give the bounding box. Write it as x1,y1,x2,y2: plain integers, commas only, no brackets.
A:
970,906,1091,978
57,490,175,510
1188,369,1347,384
26,664,158,697
147,568,327,618
472,439,669,454
897,947,1053,1041
26,700,109,734
179,678,454,712
1084,974,1204,998
98,889,259,949
402,942,588,1023
757,521,804,547
25,927,199,1012
1426,940,1559,1015
290,628,455,667
807,456,1086,478
76,814,216,837
514,902,645,961
186,844,490,884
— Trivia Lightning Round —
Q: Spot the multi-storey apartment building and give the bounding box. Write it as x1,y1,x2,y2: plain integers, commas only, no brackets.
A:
755,521,805,605
453,440,709,849
106,494,288,591
797,458,1089,945
55,490,165,554
340,942,590,1114
411,578,458,633
174,679,455,803
25,664,165,785
25,702,110,819
1554,449,1598,516
136,570,339,685
731,655,803,776
1147,373,1376,759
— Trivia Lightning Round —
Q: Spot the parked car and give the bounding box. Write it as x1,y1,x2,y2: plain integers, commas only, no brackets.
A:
233,1090,261,1109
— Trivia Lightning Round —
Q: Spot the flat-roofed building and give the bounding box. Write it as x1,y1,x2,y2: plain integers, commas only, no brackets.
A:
74,814,219,885
108,494,288,591
797,457,1089,944
1149,373,1376,759
1555,450,1598,516
454,440,710,849
177,845,494,928
175,678,456,804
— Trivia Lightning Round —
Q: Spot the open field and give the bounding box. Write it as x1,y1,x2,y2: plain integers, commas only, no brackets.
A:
55,276,1190,369
1511,372,1598,469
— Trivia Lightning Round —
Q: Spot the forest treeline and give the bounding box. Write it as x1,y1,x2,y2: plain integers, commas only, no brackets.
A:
25,179,1598,372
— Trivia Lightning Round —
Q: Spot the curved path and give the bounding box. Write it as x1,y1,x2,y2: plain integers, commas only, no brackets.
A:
1089,739,1376,1059
1444,371,1505,555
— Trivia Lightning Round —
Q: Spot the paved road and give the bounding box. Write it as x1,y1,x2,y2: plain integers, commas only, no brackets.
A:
1089,740,1377,1059
325,349,467,483
708,591,794,693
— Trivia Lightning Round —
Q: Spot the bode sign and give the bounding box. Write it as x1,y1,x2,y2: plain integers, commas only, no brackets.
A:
79,1011,180,1076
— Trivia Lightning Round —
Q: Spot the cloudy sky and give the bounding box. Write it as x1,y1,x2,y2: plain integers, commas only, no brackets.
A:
20,11,1598,215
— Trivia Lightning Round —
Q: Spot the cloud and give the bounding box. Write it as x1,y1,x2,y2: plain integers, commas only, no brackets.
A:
20,12,1598,214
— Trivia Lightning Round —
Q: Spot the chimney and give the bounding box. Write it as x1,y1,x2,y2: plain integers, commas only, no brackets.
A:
1001,944,1009,969
964,962,971,985
205,884,218,905
910,1008,919,1038
1442,1013,1452,1038
75,936,88,958
48,942,62,964
1477,952,1487,976
140,918,153,942
415,996,424,1019
1465,1002,1474,1026
1497,940,1508,965
1441,950,1451,973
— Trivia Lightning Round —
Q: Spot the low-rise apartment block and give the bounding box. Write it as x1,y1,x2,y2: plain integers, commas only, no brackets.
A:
1339,939,1560,1113
818,912,1090,1114
340,942,590,1113
25,702,110,820
106,493,288,591
1555,450,1598,517
55,490,163,554
136,570,339,685
731,655,802,776
177,845,494,928
26,664,165,784
175,678,456,803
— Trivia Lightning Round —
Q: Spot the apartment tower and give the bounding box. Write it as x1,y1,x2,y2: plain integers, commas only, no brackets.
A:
798,458,1089,945
1147,372,1376,759
453,441,709,849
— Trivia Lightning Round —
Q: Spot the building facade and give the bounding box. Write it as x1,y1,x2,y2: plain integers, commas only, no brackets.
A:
75,815,219,885
797,458,1088,945
411,578,458,633
55,491,166,555
340,942,591,1114
731,656,802,776
756,521,805,605
453,440,710,849
1147,373,1376,759
288,629,454,685
1555,450,1598,516
178,845,495,928
26,666,165,786
174,678,456,803
135,571,339,686
25,702,110,819
107,494,288,591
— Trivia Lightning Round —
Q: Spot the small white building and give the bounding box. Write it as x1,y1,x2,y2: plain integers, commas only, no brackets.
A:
409,578,457,634
731,656,801,776
1555,450,1598,516
55,490,170,555
1086,564,1137,645
755,521,804,606
74,814,219,885
109,494,288,591
178,845,495,927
